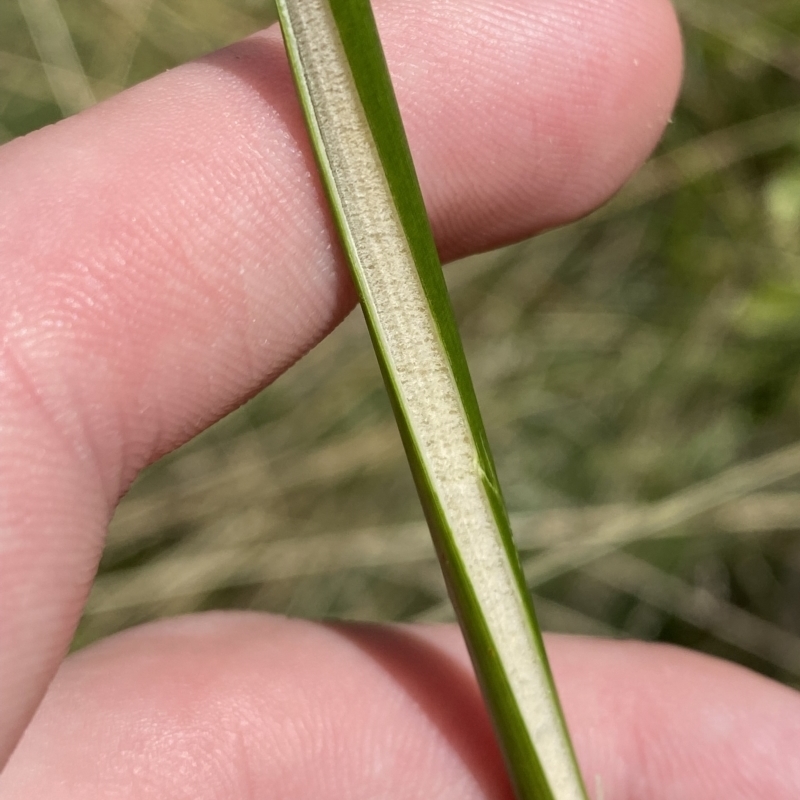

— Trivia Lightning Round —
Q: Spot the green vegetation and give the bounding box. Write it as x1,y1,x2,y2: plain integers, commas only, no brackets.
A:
1,0,799,695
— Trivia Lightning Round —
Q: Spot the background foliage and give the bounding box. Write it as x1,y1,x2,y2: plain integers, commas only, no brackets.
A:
2,0,800,689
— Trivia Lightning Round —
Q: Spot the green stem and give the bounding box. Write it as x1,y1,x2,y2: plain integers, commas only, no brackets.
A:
275,1,588,797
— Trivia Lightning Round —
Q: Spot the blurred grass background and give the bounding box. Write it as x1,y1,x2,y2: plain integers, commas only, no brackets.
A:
2,0,800,690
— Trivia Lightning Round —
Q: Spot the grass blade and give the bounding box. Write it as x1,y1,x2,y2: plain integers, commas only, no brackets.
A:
275,0,588,797
17,0,96,115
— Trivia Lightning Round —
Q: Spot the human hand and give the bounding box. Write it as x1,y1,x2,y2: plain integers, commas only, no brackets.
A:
0,0,797,795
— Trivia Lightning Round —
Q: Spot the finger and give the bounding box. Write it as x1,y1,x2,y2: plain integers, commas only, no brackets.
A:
1,616,798,798
549,634,800,798
0,0,682,763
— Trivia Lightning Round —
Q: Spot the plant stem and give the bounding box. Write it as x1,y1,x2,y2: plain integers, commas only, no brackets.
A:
275,1,588,797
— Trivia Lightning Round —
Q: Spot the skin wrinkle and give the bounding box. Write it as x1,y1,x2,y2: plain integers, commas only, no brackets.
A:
0,334,118,520
8,213,180,494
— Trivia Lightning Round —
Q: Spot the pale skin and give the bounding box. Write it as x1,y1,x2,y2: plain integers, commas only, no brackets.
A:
0,0,798,796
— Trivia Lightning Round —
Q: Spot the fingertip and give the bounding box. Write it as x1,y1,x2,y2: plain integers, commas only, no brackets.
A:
391,0,684,256
547,635,800,799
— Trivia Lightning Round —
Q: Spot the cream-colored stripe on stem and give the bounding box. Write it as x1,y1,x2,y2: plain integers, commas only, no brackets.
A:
278,0,584,797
